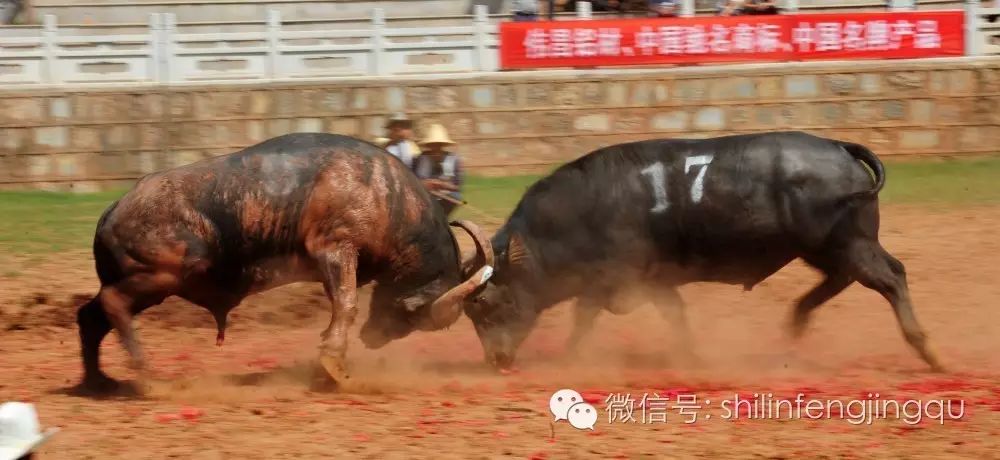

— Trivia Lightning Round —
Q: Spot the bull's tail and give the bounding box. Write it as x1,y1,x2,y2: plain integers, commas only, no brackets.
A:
839,141,885,200
93,199,124,286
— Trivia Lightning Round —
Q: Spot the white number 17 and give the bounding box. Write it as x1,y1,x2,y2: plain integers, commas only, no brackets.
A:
640,154,714,214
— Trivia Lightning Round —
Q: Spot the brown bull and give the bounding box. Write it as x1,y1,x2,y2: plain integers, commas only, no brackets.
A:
77,133,493,393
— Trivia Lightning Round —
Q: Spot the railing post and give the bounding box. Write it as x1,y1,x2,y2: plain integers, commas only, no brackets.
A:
370,8,386,76
473,4,490,71
163,13,177,83
965,0,980,56
783,0,798,13
149,13,162,83
266,9,281,80
41,14,58,84
680,0,695,18
887,0,915,11
576,1,592,19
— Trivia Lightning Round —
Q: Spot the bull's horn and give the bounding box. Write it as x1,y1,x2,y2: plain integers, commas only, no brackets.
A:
452,220,494,271
428,220,495,328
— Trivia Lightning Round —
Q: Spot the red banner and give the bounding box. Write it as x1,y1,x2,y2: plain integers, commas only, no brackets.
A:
499,11,965,69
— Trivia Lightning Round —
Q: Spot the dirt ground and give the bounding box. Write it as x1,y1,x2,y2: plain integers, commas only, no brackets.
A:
1,205,999,459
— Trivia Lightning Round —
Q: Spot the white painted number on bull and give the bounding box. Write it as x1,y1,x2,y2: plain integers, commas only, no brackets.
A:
684,154,714,204
640,162,669,213
641,155,715,213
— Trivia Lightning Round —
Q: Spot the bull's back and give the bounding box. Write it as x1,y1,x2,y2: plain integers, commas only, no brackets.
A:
96,133,426,290
508,131,877,286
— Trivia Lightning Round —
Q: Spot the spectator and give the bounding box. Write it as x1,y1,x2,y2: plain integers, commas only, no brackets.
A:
511,0,538,21
0,402,59,460
0,0,24,24
591,0,625,16
742,0,778,15
377,113,420,169
412,124,464,217
648,0,678,17
717,0,778,16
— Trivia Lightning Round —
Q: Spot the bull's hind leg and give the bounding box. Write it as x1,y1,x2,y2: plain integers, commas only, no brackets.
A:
846,240,944,372
98,273,174,370
314,245,359,383
789,255,853,340
77,296,117,392
77,272,174,392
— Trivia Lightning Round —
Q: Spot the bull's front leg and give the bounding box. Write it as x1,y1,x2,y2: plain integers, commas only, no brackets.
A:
564,300,602,357
650,285,702,367
315,245,359,385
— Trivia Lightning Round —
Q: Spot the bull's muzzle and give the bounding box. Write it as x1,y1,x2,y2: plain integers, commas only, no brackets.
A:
359,327,392,349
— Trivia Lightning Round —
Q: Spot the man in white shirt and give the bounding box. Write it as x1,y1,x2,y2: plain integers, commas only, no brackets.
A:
377,113,421,168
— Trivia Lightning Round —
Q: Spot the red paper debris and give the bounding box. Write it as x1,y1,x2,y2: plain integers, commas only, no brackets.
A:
896,378,976,394
180,407,203,420
154,413,181,423
892,425,923,436
528,452,548,460
353,433,371,442
794,386,822,396
579,390,609,404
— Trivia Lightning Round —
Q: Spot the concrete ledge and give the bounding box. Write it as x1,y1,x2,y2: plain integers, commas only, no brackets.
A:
5,56,999,93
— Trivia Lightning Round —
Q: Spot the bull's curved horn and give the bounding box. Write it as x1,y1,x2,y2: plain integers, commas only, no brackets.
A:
427,220,495,328
452,220,494,273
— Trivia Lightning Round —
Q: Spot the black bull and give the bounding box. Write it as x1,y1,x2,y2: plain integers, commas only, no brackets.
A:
463,131,944,372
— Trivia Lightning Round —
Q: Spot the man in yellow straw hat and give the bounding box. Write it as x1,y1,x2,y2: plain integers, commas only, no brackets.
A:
413,123,464,217
376,112,421,168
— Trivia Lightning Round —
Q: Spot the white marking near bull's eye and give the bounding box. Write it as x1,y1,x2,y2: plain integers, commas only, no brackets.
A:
640,162,669,213
684,154,714,204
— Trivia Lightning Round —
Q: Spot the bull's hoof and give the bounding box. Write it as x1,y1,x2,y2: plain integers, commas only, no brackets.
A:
310,369,340,393
77,373,125,396
318,355,350,383
486,353,515,371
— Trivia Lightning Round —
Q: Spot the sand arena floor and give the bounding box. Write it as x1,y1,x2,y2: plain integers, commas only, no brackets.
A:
0,205,998,459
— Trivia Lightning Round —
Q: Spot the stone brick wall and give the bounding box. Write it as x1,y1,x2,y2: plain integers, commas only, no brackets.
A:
2,57,999,191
